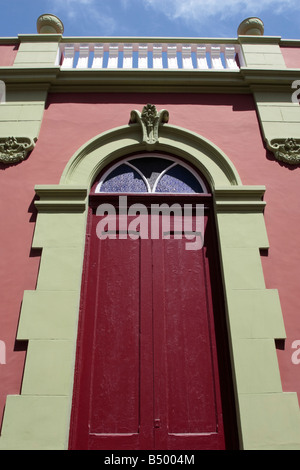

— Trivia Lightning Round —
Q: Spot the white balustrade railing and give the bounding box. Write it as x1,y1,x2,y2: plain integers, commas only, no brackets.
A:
58,42,241,70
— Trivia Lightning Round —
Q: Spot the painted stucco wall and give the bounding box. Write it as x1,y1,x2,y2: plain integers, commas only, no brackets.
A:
281,46,300,69
0,43,18,66
1,89,300,446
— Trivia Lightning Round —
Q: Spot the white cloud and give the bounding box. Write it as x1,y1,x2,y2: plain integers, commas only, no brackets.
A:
49,0,118,35
48,0,118,33
144,0,300,23
45,0,300,37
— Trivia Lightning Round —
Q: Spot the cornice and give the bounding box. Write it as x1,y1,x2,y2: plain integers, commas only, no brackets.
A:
0,38,19,45
59,36,240,45
0,66,247,93
17,34,63,42
1,34,299,48
237,35,282,45
279,39,300,47
34,185,88,213
0,66,60,85
54,68,247,93
0,65,298,94
214,186,266,213
240,67,300,92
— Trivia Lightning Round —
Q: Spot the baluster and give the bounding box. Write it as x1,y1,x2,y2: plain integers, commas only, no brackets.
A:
225,46,239,69
77,44,90,68
0,80,6,103
182,45,194,69
196,45,209,69
0,340,6,365
60,41,239,72
61,44,75,69
107,44,119,69
123,44,133,69
211,46,223,69
167,44,178,69
91,44,104,69
153,44,163,69
138,44,148,68
55,46,61,66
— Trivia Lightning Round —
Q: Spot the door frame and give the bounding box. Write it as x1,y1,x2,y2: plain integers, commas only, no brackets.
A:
68,192,237,450
1,121,298,450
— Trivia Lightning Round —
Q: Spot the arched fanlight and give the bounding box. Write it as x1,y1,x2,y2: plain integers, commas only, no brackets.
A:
95,154,207,194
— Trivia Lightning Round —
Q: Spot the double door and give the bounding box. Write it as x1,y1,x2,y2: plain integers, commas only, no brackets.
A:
69,196,231,450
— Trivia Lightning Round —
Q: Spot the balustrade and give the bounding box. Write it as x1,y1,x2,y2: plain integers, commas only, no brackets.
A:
58,41,241,70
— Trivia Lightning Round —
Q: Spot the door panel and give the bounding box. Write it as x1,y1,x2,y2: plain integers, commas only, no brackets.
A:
69,197,233,450
70,212,154,450
152,219,225,450
89,238,140,435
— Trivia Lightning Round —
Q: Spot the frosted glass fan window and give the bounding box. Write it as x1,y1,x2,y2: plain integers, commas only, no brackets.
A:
95,154,207,194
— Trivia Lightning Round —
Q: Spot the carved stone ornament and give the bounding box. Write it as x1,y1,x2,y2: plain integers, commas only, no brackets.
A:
268,138,300,165
237,17,264,36
36,13,64,34
130,104,169,147
0,137,36,164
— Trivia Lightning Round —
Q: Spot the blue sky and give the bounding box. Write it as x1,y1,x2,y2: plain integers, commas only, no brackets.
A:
0,0,299,39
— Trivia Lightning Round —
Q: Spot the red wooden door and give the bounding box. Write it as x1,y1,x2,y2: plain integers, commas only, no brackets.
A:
69,195,235,450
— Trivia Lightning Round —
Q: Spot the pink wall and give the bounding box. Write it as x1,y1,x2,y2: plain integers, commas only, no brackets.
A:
0,163,41,426
281,46,300,68
1,91,300,428
0,44,18,66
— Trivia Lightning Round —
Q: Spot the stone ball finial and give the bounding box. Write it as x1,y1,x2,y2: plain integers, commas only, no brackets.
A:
237,17,264,36
37,13,64,34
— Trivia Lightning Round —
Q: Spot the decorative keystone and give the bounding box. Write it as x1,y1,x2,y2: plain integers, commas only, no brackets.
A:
130,104,169,147
237,17,264,36
268,138,300,165
0,137,36,164
36,13,64,34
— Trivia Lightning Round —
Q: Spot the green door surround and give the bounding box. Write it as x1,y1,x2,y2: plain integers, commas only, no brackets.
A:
0,121,300,450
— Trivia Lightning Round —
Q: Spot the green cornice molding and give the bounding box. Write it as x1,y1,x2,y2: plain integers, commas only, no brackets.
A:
241,67,300,93
6,83,51,94
0,66,246,94
280,39,300,47
214,186,266,213
2,34,297,47
35,185,88,213
0,66,60,85
238,35,282,45
0,33,299,50
53,69,246,94
241,67,300,81
0,65,298,94
59,36,240,45
17,34,62,43
0,38,19,45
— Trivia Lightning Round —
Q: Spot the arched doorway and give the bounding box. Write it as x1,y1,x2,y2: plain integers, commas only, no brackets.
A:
68,152,238,450
2,115,292,450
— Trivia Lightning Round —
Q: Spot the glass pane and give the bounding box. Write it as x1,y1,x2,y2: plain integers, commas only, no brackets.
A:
128,157,173,191
100,164,148,193
155,164,204,193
